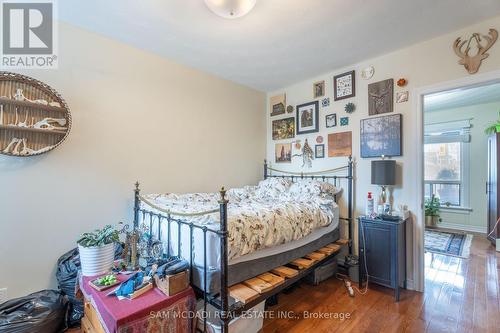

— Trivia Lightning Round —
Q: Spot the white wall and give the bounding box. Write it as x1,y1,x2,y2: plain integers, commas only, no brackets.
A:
425,102,500,233
266,15,500,287
0,23,266,299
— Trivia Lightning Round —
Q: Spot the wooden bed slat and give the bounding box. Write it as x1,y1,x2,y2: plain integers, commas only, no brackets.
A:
317,247,335,255
335,239,349,245
243,277,274,294
271,266,299,278
325,244,341,252
257,273,285,287
229,284,259,304
290,258,314,269
305,251,326,261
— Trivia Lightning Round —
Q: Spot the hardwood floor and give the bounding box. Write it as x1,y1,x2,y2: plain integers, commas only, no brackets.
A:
261,235,499,333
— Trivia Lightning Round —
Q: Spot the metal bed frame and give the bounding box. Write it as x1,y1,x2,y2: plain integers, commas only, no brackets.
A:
133,156,354,333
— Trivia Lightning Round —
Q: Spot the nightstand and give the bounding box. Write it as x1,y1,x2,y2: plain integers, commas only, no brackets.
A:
358,216,408,301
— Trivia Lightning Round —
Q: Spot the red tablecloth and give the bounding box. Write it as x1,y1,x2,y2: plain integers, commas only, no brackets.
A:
80,274,195,333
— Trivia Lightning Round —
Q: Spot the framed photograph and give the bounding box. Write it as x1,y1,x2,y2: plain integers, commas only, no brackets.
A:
272,117,295,140
313,80,325,98
328,131,352,157
270,93,286,116
334,70,355,101
315,144,325,158
296,101,319,135
275,143,292,163
325,114,337,128
360,114,402,158
396,91,409,103
368,79,394,115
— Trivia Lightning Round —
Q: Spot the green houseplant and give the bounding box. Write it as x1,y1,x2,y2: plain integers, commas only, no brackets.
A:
485,111,500,135
77,225,119,276
424,195,442,228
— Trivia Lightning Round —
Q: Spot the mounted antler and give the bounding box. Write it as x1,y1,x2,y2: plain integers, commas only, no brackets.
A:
453,29,498,74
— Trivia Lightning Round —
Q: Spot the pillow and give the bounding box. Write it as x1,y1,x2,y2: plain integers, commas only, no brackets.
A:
288,179,340,198
255,178,292,198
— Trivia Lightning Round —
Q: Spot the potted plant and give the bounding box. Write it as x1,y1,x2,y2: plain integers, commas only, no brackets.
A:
424,195,442,228
485,111,500,135
77,225,119,276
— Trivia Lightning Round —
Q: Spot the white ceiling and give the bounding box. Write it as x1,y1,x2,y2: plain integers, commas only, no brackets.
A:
59,0,500,92
424,82,500,112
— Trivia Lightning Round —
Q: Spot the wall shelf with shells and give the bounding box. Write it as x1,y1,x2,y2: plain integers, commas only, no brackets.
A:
0,72,71,157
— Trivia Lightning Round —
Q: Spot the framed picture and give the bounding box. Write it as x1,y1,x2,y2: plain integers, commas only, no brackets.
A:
328,131,352,157
326,114,337,128
360,114,402,158
275,143,292,163
334,70,355,101
315,144,325,158
296,101,319,135
368,79,394,115
396,91,409,103
270,93,286,116
340,116,349,126
313,80,325,98
272,117,295,140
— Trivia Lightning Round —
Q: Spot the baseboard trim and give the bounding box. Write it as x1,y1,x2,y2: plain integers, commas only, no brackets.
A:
437,222,486,234
405,279,416,291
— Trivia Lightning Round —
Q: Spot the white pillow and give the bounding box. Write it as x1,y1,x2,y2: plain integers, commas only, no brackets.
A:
255,177,292,198
288,179,340,198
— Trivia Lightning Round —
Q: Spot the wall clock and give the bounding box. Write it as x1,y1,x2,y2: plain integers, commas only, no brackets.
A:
333,70,355,101
368,78,394,116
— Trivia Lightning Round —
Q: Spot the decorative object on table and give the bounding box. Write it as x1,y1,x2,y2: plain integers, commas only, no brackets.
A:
325,113,337,128
296,101,319,134
340,116,349,126
484,110,500,134
424,229,473,258
109,271,153,300
89,274,120,292
293,138,314,168
334,70,355,101
315,144,325,158
321,97,330,107
313,80,325,98
316,135,323,144
272,117,295,140
344,102,355,114
328,131,352,157
0,72,71,157
77,225,120,277
286,105,294,113
397,78,407,87
424,194,442,228
396,91,409,103
368,78,393,115
270,93,286,116
371,159,396,210
149,257,190,296
360,114,402,158
122,228,140,270
361,66,375,80
275,143,292,163
453,28,498,74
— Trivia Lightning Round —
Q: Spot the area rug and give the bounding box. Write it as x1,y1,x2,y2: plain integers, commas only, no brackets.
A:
424,230,473,258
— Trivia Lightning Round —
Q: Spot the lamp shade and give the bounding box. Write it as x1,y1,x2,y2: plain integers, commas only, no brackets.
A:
371,160,396,185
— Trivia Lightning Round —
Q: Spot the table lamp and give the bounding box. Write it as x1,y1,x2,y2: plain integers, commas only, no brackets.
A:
371,160,396,208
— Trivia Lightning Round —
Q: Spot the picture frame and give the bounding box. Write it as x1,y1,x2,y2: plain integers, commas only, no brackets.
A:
396,91,409,103
334,70,355,101
270,93,286,117
272,117,295,140
368,79,394,115
313,80,325,98
328,131,352,157
360,114,402,158
325,114,337,128
296,101,319,135
315,144,325,158
275,143,292,163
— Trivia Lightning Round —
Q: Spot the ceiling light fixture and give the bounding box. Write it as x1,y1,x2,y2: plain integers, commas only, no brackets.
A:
204,0,257,19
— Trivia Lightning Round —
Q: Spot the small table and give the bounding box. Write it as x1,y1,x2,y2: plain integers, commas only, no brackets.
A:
79,274,196,333
358,216,408,301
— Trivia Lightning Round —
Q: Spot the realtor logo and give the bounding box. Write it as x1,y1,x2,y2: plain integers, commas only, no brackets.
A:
1,0,57,69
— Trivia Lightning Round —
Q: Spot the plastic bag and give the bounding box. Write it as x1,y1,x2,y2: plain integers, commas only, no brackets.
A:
0,290,68,333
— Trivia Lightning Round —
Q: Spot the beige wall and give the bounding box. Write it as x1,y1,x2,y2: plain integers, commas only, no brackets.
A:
0,23,266,299
267,15,500,288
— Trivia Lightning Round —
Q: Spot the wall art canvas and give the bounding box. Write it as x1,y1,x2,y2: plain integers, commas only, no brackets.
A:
340,116,349,126
315,144,325,158
328,131,352,157
326,113,337,128
272,117,295,140
296,101,319,134
313,80,325,98
360,114,402,158
322,97,330,107
396,91,409,103
275,143,292,163
334,70,355,101
270,93,286,116
368,78,393,115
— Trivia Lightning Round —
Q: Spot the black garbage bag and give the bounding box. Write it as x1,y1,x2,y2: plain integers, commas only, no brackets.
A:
0,290,68,333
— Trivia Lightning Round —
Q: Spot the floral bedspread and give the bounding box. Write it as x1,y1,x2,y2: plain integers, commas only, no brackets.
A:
141,178,339,260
